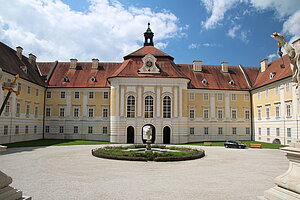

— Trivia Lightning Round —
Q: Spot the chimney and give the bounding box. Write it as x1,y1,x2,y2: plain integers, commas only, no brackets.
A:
193,60,202,71
16,46,23,60
70,58,77,69
260,59,268,72
92,58,99,69
28,53,36,65
221,61,228,72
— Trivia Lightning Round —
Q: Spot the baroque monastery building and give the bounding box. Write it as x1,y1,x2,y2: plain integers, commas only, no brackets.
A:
0,25,299,145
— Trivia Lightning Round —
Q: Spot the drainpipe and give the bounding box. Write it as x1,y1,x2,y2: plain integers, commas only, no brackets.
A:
42,88,46,140
250,91,254,141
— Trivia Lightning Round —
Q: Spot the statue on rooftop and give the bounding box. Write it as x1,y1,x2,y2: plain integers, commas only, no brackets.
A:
271,32,300,89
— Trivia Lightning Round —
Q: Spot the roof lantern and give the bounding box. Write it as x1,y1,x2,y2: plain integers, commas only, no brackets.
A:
144,23,154,46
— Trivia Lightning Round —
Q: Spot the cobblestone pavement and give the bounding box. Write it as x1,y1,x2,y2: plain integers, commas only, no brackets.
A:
0,145,288,200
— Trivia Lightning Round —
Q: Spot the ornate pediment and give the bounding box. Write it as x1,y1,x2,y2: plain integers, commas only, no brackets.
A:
138,54,160,74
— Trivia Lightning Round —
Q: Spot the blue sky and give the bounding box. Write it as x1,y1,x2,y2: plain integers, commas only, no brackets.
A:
0,0,299,67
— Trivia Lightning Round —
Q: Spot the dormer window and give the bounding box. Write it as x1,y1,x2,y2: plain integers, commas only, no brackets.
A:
20,65,27,74
63,76,69,82
90,76,97,82
270,72,276,79
229,80,235,86
202,78,208,85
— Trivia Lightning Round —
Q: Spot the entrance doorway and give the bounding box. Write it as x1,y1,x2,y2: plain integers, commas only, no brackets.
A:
273,138,281,144
142,124,156,144
163,126,171,144
127,126,134,143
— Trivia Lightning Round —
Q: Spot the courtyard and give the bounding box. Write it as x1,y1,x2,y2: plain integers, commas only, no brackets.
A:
0,145,288,200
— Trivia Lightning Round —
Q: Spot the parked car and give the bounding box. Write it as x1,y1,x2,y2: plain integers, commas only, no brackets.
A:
224,140,246,149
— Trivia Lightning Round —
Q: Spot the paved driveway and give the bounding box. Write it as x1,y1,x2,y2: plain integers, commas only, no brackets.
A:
0,145,288,200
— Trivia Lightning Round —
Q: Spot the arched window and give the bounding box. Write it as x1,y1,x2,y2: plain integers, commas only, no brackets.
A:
127,96,135,118
144,96,153,118
163,96,171,118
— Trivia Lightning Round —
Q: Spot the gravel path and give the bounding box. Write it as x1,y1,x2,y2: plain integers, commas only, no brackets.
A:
0,145,288,200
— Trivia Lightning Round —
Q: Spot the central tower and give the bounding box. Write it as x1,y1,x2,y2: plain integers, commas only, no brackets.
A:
144,23,154,46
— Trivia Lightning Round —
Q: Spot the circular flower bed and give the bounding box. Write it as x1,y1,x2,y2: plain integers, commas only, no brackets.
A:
92,145,205,162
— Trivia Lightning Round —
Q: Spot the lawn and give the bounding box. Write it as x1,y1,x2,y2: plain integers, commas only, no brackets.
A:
185,141,287,149
3,139,113,148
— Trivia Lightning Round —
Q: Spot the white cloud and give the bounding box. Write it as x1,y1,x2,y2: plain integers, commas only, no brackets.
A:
227,24,241,38
0,0,184,61
188,42,219,49
201,0,300,43
267,53,276,61
188,43,199,49
156,42,168,50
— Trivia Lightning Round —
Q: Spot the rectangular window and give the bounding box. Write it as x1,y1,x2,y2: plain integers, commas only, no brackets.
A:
204,127,209,135
88,126,93,134
231,110,237,119
103,108,108,118
15,125,19,134
267,128,270,136
18,83,21,91
27,86,31,94
35,88,39,96
88,108,94,117
218,127,223,135
245,110,250,119
45,126,50,133
34,126,37,134
46,91,51,98
258,128,261,135
190,127,195,135
267,138,270,142
231,94,237,101
287,128,291,138
127,96,135,118
16,103,20,115
103,126,108,134
74,92,80,99
286,82,290,92
286,104,291,117
217,93,223,101
4,125,8,135
287,140,291,144
89,92,94,99
73,107,79,117
203,93,209,101
59,126,64,133
46,107,51,117
144,96,154,118
60,91,66,98
266,107,270,118
276,128,280,136
189,109,195,119
35,106,38,117
266,89,269,98
246,127,250,134
189,93,195,101
74,126,78,134
232,127,237,135
204,109,209,119
258,108,262,119
25,125,29,134
244,94,250,101
26,104,30,116
217,109,223,119
276,106,280,117
5,101,10,113
103,92,109,99
59,107,65,117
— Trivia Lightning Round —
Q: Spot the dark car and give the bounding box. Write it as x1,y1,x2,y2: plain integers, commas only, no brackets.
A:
224,140,246,149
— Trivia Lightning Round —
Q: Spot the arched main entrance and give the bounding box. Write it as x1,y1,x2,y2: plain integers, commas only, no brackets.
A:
273,138,281,144
163,126,171,144
127,126,134,144
142,124,156,144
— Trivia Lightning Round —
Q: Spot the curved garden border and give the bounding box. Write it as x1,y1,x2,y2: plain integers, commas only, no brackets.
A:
91,146,205,162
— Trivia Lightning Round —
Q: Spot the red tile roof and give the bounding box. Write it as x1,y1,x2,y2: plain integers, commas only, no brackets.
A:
178,64,257,90
253,55,292,89
0,42,45,86
124,46,174,60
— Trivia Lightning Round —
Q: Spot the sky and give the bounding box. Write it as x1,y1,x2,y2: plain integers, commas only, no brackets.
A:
0,0,299,67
